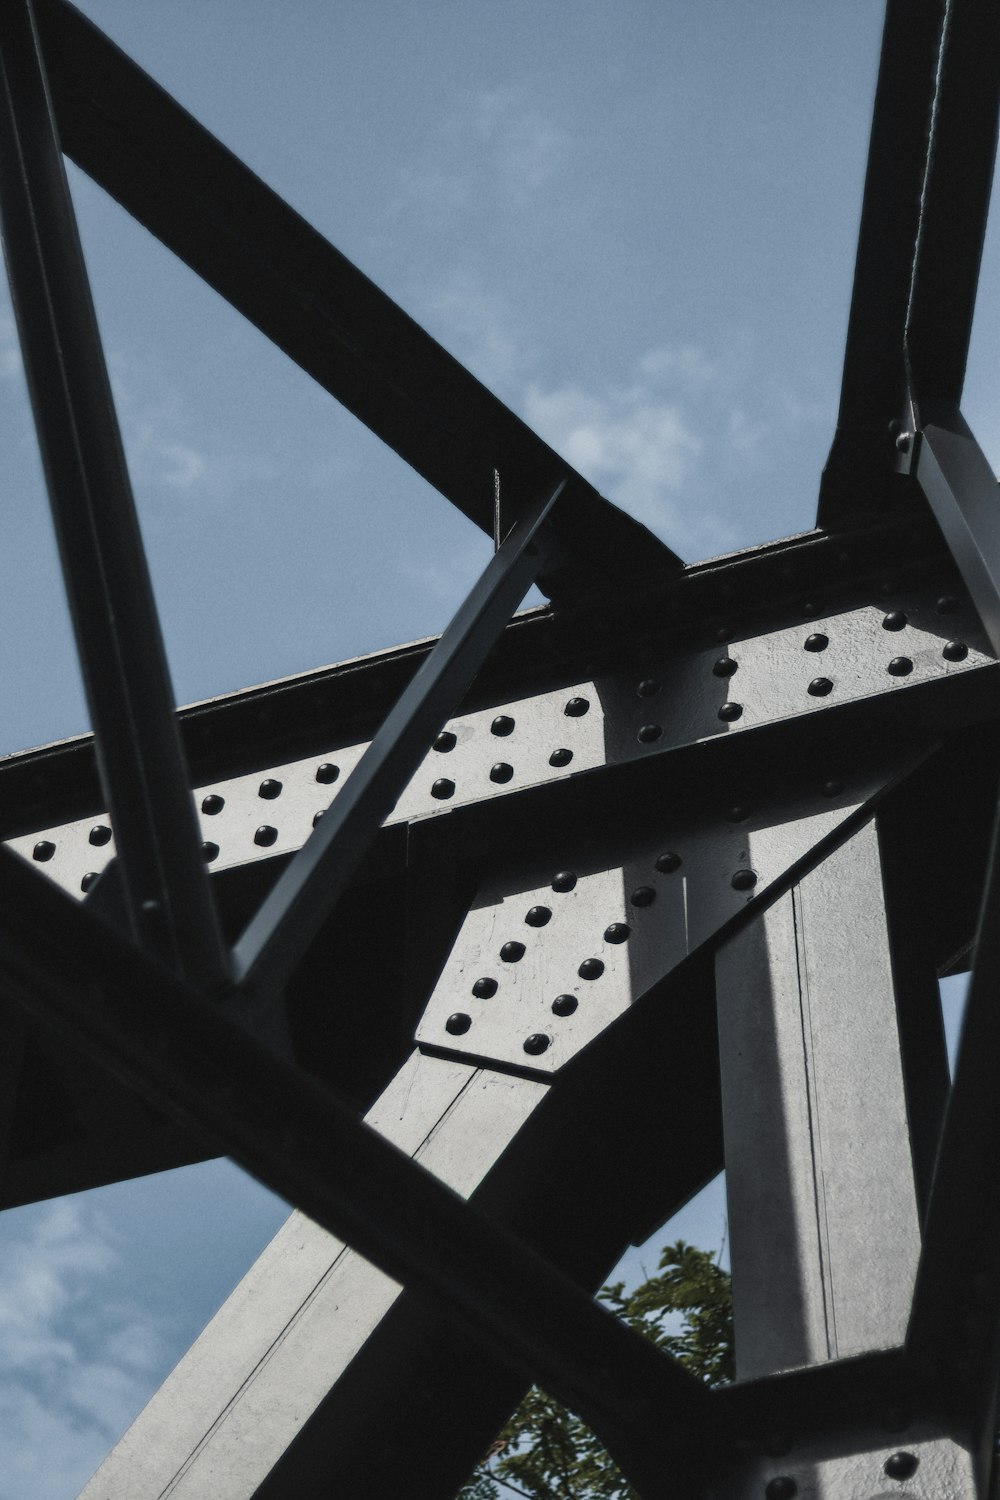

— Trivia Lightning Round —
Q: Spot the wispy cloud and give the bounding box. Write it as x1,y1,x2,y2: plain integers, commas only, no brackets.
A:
0,1200,170,1499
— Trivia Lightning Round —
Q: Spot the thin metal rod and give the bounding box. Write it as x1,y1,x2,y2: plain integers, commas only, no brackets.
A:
910,409,1000,655
905,0,1000,407
36,0,681,595
0,843,719,1499
0,0,227,985
233,480,564,996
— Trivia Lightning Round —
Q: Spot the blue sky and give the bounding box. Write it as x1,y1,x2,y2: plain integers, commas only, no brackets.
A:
0,1,995,1493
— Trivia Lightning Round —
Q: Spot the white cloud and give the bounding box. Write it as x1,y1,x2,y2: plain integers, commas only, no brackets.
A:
0,1201,171,1500
418,270,533,399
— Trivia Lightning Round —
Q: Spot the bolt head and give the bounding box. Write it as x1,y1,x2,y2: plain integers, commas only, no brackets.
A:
254,825,278,847
936,594,958,614
258,778,282,799
445,1013,471,1036
201,794,225,815
718,702,743,721
491,715,515,736
578,958,605,980
732,869,758,891
604,922,631,943
315,762,340,784
637,678,661,697
472,978,497,999
523,1033,550,1055
551,993,578,1016
81,872,99,893
656,852,681,873
822,779,843,798
882,610,907,631
713,657,738,678
525,905,552,927
630,886,656,907
803,633,828,653
728,805,748,822
89,823,113,845
884,1451,919,1481
549,747,573,767
887,656,913,676
765,1479,797,1500
943,640,968,662
564,696,590,717
32,840,55,862
500,941,525,963
202,841,219,862
551,871,577,892
807,677,833,696
431,777,455,799
433,730,456,752
638,723,663,743
490,762,514,783
894,431,912,453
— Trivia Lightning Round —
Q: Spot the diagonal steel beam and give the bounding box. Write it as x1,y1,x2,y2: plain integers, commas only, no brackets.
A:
232,478,564,996
0,840,721,1500
34,0,681,596
0,0,227,987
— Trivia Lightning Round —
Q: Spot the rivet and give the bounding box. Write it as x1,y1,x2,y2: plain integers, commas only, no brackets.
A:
254,825,278,847
732,869,758,891
446,1013,471,1036
801,601,819,617
491,715,515,736
472,977,498,998
936,594,958,614
523,1033,550,1055
638,723,663,743
803,633,828,652
258,778,282,799
552,871,577,893
141,898,160,914
501,941,525,963
887,657,913,676
630,886,656,907
943,640,968,662
312,811,324,827
202,841,219,862
728,806,748,822
822,779,843,797
579,958,605,980
89,824,113,846
525,905,551,927
490,762,514,783
564,697,589,717
32,840,55,862
718,702,743,721
637,679,660,697
716,625,733,642
552,994,578,1016
884,1451,919,1481
81,872,99,893
808,677,833,696
604,923,630,943
431,778,455,799
315,763,340,784
765,1479,797,1500
201,794,225,815
433,730,456,752
894,431,912,453
713,657,737,678
656,852,681,873
549,747,573,767
882,610,907,631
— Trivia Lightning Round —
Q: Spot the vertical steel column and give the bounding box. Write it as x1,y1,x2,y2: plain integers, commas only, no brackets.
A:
716,820,922,1381
0,0,227,984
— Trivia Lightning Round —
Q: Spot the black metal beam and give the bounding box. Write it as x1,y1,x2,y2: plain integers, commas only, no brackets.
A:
0,0,227,987
34,0,681,597
817,0,945,526
233,478,563,996
0,842,720,1500
905,0,1000,409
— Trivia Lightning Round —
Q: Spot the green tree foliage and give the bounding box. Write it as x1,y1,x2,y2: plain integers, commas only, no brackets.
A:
459,1240,733,1500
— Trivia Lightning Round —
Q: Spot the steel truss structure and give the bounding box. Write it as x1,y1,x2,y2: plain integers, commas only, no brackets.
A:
0,0,999,1495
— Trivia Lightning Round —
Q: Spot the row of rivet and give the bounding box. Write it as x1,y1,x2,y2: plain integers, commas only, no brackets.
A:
441,850,757,1056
